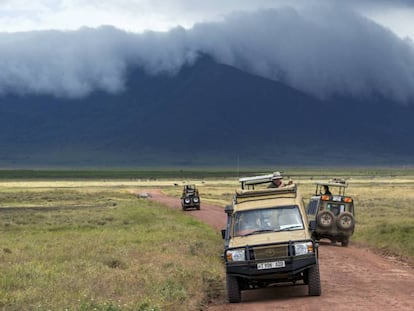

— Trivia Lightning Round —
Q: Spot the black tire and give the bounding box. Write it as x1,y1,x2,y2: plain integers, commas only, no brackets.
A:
307,263,321,296
336,212,355,231
316,211,335,229
341,238,349,247
226,274,241,303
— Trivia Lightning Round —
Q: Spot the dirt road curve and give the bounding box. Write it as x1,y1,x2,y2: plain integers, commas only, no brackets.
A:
141,189,414,311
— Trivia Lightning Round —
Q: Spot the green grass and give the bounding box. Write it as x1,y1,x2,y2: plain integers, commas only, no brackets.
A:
0,186,225,310
348,183,414,261
0,168,413,310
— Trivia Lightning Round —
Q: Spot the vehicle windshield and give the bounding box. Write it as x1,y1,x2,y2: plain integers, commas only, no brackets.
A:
233,205,304,237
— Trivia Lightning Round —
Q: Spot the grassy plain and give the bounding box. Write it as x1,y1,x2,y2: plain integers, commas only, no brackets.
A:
0,168,413,310
0,179,224,311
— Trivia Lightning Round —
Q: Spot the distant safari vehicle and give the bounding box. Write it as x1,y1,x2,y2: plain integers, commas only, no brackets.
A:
306,179,355,247
181,184,200,210
221,173,321,303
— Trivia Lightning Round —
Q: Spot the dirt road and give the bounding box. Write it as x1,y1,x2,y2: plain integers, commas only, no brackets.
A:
141,189,414,311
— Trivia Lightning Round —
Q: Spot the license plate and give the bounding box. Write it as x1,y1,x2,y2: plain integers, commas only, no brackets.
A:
257,261,285,270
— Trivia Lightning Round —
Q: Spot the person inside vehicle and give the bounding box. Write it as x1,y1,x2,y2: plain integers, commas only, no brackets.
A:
323,185,332,195
245,213,260,228
268,172,285,188
235,212,262,235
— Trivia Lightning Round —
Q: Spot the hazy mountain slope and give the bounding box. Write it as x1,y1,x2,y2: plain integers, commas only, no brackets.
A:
0,57,412,167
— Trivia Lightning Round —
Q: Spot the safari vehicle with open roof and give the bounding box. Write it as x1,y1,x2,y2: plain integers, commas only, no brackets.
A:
306,179,355,247
180,184,200,210
221,172,321,303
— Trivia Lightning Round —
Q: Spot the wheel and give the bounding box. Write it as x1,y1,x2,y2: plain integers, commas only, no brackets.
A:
226,274,241,303
341,238,349,247
307,263,321,296
336,212,355,231
316,211,335,229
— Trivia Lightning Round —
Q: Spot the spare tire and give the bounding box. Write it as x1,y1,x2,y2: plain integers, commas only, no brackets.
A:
336,212,355,231
316,211,335,229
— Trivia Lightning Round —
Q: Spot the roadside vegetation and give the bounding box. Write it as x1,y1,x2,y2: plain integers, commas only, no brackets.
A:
0,168,413,310
345,179,414,261
0,181,224,311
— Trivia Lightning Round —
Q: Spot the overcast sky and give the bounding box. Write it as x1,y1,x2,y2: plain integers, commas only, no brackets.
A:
1,0,414,103
1,0,414,39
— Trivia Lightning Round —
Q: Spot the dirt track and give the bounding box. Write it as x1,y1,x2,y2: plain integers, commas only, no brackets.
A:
142,189,414,311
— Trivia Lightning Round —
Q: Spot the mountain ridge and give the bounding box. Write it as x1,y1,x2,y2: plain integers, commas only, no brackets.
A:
0,56,413,167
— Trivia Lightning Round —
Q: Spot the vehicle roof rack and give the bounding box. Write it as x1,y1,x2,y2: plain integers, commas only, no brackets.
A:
239,172,283,190
315,178,348,188
314,178,348,196
235,184,297,203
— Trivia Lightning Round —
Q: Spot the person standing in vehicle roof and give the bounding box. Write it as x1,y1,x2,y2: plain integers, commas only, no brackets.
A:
268,172,285,188
323,185,332,195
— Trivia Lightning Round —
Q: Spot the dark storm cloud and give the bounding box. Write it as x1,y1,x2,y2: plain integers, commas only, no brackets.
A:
1,6,414,102
189,7,414,102
0,27,128,97
0,26,197,98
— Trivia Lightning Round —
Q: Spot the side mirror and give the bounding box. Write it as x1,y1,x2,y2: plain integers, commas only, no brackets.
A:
221,229,226,239
309,220,316,231
224,205,233,215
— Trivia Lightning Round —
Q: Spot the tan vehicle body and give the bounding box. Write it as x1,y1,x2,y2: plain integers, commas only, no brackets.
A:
229,191,312,248
230,230,309,249
222,179,321,303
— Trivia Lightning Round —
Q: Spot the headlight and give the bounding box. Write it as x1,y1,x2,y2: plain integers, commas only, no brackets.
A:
226,248,246,262
184,198,191,204
193,197,199,203
294,242,314,255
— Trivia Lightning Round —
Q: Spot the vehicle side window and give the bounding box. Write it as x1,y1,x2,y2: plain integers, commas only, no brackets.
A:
307,199,318,215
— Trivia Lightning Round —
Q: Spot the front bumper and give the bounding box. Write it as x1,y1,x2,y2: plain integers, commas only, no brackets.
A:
226,255,316,280
224,240,318,281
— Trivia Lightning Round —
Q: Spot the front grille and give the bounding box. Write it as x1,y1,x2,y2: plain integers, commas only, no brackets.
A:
253,244,288,260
